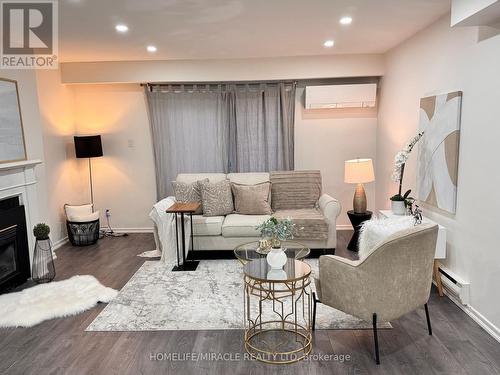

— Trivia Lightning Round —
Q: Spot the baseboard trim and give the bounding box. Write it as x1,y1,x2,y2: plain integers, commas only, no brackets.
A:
52,236,68,251
437,281,500,343
111,227,154,233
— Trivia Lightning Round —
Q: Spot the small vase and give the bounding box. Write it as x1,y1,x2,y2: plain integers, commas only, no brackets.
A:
267,269,287,280
32,238,56,283
266,247,287,270
391,200,406,215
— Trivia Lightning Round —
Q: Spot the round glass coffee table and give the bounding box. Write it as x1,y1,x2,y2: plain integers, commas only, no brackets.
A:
243,258,312,364
234,240,310,264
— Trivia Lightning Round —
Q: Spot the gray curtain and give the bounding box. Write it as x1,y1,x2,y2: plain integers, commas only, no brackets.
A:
146,82,295,199
229,83,295,172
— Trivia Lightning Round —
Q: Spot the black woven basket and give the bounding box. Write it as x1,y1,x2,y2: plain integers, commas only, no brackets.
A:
66,219,100,246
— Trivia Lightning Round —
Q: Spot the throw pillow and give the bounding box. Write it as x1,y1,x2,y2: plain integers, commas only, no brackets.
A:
198,179,234,217
231,182,272,215
358,216,415,259
172,178,208,214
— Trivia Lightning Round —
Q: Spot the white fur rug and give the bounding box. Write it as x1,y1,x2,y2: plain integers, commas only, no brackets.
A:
0,275,118,328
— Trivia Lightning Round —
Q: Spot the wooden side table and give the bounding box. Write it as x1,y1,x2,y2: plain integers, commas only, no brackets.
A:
347,210,373,252
166,202,200,272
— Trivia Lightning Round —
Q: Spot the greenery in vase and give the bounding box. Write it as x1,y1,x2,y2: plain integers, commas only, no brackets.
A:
256,217,296,247
33,223,50,240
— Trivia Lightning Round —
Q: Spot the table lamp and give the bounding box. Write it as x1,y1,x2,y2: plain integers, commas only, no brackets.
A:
344,158,375,214
74,135,103,209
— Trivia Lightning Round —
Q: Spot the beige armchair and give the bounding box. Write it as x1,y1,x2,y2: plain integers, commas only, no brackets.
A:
313,223,438,364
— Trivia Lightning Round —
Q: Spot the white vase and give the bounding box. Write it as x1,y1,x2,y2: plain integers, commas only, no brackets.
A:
266,247,287,269
267,269,287,280
391,200,406,215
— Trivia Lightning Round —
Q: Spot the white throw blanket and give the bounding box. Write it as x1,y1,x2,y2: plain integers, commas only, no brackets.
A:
0,275,117,328
149,197,192,264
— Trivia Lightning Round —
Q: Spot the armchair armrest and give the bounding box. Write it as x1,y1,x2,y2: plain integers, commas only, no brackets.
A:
318,194,341,248
317,254,373,320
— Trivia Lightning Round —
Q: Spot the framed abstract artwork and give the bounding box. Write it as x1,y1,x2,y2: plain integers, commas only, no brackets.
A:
0,78,26,163
417,91,462,214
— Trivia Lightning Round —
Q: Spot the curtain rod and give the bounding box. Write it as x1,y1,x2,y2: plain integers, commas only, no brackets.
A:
141,80,297,90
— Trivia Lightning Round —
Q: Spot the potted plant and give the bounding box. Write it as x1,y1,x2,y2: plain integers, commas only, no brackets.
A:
32,223,56,283
391,132,424,213
256,217,296,269
390,189,412,215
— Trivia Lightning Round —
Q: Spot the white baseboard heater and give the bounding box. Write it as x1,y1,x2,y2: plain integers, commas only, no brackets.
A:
439,265,470,305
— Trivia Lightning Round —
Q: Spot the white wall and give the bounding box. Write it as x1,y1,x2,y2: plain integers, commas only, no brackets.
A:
295,86,377,227
377,15,500,336
0,69,48,224
73,84,157,231
68,82,378,231
60,54,384,84
36,70,87,244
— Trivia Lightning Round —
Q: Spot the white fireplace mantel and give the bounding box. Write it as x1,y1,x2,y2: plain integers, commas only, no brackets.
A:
0,159,43,172
0,159,43,264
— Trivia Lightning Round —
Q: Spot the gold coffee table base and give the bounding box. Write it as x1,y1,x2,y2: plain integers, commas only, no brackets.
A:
243,259,312,364
244,321,312,364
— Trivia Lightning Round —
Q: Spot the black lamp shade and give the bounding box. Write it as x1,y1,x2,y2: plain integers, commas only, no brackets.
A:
74,135,103,158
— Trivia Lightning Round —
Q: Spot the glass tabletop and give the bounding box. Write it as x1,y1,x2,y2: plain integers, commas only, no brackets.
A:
243,258,311,283
234,240,310,264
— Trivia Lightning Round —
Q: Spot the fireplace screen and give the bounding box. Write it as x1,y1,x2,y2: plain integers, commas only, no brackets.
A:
0,226,18,281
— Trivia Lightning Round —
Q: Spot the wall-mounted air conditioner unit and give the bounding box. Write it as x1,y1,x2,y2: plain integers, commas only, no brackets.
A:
305,83,377,109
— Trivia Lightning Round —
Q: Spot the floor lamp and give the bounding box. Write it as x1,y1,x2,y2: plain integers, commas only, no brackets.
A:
74,135,103,210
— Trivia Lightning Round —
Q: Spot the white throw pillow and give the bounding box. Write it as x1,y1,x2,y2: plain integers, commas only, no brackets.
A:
358,216,415,259
65,204,99,222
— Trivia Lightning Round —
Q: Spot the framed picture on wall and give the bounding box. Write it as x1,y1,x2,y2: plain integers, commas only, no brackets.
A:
0,78,27,163
417,91,462,214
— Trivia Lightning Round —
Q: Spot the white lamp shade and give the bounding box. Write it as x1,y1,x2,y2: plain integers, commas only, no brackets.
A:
344,158,375,183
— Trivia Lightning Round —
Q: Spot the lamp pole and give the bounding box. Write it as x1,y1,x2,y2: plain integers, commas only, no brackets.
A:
88,158,94,211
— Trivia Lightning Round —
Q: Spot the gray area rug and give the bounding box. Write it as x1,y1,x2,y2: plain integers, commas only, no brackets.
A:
86,259,391,331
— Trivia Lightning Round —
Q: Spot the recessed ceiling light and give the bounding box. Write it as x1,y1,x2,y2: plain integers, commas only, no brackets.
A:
323,40,335,47
340,16,353,25
115,24,128,33
146,45,157,53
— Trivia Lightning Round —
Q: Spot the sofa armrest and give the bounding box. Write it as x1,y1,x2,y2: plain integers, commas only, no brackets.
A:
318,194,341,222
318,194,341,248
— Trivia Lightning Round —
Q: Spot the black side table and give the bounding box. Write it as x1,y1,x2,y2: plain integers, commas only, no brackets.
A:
166,202,200,271
347,210,372,252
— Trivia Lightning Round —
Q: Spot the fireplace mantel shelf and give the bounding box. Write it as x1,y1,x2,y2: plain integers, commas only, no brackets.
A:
0,159,43,171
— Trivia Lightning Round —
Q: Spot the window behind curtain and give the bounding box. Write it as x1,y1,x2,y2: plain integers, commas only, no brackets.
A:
146,82,295,199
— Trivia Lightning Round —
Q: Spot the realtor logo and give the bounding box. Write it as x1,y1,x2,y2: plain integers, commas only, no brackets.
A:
1,0,58,69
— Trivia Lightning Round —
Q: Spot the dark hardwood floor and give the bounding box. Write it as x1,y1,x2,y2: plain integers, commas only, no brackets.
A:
1,231,499,375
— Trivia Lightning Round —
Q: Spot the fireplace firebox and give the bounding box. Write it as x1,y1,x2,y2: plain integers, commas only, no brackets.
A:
0,196,30,293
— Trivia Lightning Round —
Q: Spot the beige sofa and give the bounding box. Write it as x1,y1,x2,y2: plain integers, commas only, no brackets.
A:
170,171,341,251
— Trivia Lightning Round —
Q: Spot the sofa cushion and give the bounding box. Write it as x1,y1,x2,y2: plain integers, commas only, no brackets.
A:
192,215,224,236
172,178,208,214
198,179,234,217
227,172,269,185
270,170,322,210
222,214,271,237
274,208,328,239
231,182,272,215
176,173,227,184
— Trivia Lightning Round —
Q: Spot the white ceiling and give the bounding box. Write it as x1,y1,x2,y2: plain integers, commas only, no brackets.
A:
59,0,451,62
